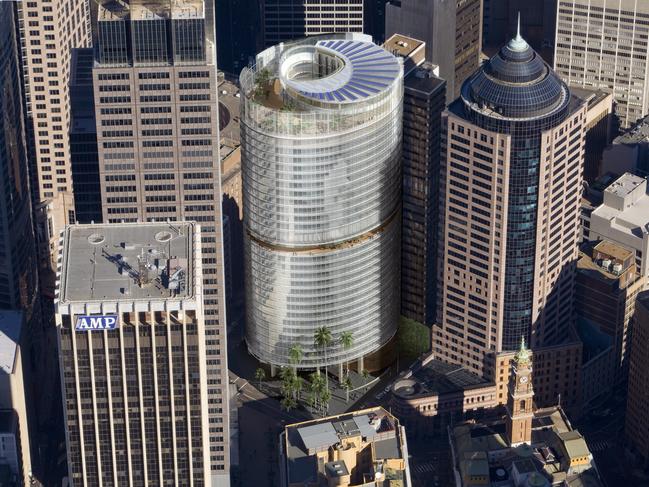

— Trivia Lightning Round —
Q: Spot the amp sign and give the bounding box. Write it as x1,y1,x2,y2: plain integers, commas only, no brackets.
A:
75,315,118,331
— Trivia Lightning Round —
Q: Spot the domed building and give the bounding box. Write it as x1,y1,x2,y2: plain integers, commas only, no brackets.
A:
434,24,587,377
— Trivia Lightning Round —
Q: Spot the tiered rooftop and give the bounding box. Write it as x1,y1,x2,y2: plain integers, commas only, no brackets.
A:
281,407,410,486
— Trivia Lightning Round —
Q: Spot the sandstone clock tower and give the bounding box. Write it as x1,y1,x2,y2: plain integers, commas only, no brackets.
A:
506,337,534,446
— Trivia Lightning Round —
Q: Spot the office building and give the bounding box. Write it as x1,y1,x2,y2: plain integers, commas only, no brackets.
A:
383,35,446,327
0,311,33,485
589,173,649,280
279,407,412,486
92,1,230,481
0,3,39,313
626,291,649,464
240,34,403,370
262,0,363,47
626,291,649,457
483,1,557,60
601,114,649,179
56,222,212,485
215,0,261,74
385,0,482,101
555,0,649,129
0,412,21,485
576,241,645,378
435,29,586,378
15,0,92,269
70,48,101,224
570,87,613,184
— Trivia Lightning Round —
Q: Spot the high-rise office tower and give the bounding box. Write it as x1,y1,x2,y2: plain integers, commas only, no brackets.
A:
92,1,230,482
383,35,446,327
241,34,403,371
626,291,649,463
0,4,39,312
70,48,102,224
576,241,645,378
385,0,482,102
483,1,557,58
434,29,586,377
15,0,92,269
555,0,649,128
0,4,41,483
262,0,364,47
56,222,212,485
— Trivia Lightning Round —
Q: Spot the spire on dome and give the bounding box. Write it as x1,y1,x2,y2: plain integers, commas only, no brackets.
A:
507,12,529,52
515,335,531,365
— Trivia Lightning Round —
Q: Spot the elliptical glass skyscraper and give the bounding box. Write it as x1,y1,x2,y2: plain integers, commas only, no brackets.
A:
241,34,403,370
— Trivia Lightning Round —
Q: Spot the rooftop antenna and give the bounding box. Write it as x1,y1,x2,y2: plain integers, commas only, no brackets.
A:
508,12,529,52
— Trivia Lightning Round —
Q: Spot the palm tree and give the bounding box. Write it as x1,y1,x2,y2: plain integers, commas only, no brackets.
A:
288,344,303,373
281,367,298,407
281,395,297,412
254,367,266,389
339,331,354,381
342,375,353,403
309,372,326,414
314,326,333,389
361,369,371,391
294,376,304,401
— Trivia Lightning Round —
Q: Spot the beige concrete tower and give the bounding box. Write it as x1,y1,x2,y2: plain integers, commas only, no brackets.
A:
262,0,364,47
435,30,586,378
385,0,482,102
55,222,211,486
92,1,230,483
555,0,649,128
16,0,92,270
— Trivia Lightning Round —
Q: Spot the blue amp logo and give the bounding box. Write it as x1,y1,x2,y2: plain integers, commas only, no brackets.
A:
75,315,118,331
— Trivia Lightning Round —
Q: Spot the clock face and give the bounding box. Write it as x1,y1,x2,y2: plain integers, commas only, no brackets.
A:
519,376,529,384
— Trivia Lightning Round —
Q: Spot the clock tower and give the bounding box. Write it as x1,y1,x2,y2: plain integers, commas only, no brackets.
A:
506,337,534,447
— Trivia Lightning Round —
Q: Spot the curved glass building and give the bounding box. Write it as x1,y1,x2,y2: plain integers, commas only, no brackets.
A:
240,34,404,369
435,29,587,376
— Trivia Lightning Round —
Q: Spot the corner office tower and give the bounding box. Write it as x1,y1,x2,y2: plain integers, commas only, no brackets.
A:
92,0,230,483
435,29,586,377
241,34,404,370
56,222,211,485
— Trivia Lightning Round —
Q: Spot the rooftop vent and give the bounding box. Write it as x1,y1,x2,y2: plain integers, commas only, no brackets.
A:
87,233,105,245
155,231,173,243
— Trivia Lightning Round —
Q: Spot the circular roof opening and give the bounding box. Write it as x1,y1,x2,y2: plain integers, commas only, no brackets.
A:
155,231,173,243
88,234,105,245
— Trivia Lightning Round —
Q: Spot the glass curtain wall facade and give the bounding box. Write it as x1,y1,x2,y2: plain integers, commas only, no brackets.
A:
241,34,403,369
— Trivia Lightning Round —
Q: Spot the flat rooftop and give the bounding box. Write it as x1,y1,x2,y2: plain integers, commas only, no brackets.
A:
284,407,404,485
605,172,645,198
383,34,425,60
570,86,612,110
394,359,489,398
57,222,196,305
0,310,22,375
614,113,649,145
593,176,649,237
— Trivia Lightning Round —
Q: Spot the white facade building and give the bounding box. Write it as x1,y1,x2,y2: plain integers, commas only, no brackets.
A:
590,173,649,279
